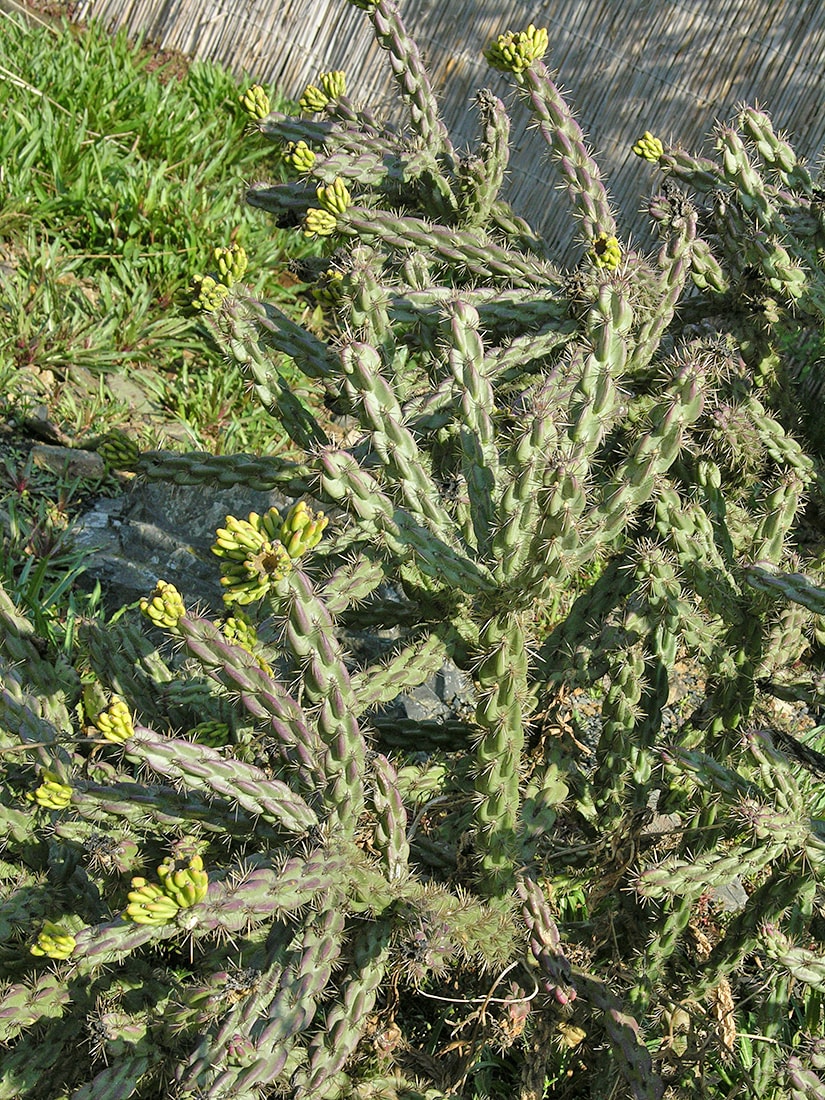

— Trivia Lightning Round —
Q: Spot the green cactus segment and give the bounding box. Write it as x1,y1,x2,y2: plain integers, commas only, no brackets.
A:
281,568,367,833
0,974,71,1042
292,919,392,1100
372,753,410,878
349,631,448,712
339,341,456,537
473,615,530,894
739,106,812,191
369,1,454,163
317,449,494,592
124,726,318,833
514,59,617,240
338,206,558,287
96,428,140,471
444,301,499,552
745,563,825,615
319,555,387,616
135,449,313,494
457,89,510,227
175,613,323,789
593,646,645,816
761,924,825,993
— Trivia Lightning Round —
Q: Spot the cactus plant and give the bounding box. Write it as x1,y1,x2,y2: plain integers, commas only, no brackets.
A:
3,2,825,1097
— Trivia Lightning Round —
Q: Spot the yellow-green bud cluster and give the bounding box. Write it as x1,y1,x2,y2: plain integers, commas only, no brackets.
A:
316,178,352,216
157,854,209,908
212,509,294,605
319,70,346,100
304,208,339,237
279,500,328,558
484,24,548,74
588,232,622,270
299,84,330,114
97,429,139,471
125,878,180,926
30,921,76,960
31,771,72,810
94,698,135,745
632,131,664,163
239,84,271,120
221,610,258,651
191,721,232,749
140,580,186,633
212,243,248,287
284,140,317,173
313,268,345,304
190,274,230,313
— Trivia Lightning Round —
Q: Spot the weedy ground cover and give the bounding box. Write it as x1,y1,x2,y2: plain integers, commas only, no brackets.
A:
3,3,825,1100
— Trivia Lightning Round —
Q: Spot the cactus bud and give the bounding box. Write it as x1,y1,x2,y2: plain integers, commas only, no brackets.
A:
30,921,77,960
96,428,139,471
316,178,352,216
212,509,293,605
284,140,317,173
588,232,622,270
299,83,330,114
190,273,230,312
157,854,209,908
279,500,329,558
484,24,549,74
212,243,248,287
94,698,135,745
30,771,72,810
125,877,180,925
239,84,270,119
319,70,346,100
632,131,664,163
303,208,339,237
140,579,186,633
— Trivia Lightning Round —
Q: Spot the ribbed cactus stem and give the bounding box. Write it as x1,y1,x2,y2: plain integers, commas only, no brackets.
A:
516,59,617,241
473,614,530,894
593,646,645,817
135,450,313,494
369,0,455,164
338,206,559,286
372,753,410,878
280,568,367,833
457,88,510,226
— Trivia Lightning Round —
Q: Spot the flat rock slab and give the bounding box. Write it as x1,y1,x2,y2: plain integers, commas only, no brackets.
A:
73,479,289,612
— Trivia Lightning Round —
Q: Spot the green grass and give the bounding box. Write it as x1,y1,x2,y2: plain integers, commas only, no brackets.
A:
0,7,316,456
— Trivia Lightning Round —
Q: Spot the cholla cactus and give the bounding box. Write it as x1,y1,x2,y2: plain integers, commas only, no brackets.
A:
30,922,76,960
212,508,295,604
190,273,231,312
93,698,135,744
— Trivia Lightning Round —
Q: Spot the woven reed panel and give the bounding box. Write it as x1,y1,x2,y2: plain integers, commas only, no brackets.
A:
69,0,825,259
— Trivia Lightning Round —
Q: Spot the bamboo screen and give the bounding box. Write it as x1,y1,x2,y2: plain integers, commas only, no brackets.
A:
69,0,825,257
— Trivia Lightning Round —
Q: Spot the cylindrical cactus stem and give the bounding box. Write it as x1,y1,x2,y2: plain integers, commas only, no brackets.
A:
188,908,347,1096
751,470,805,562
339,341,457,538
715,124,774,227
337,206,559,287
456,88,510,227
738,105,813,193
341,249,393,351
249,297,341,381
626,895,694,1015
135,450,313,495
472,614,530,895
745,562,825,616
214,296,329,449
372,752,410,879
317,449,494,593
349,631,448,712
517,876,576,1002
259,112,334,147
689,236,729,293
657,144,725,192
443,300,499,554
629,190,697,372
292,919,393,1100
69,1056,154,1100
761,922,825,993
0,973,71,1044
515,59,617,241
319,555,387,616
176,613,323,789
123,725,319,834
279,568,367,834
369,0,455,165
592,645,645,818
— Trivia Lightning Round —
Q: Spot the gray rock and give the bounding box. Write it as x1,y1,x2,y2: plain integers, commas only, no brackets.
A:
73,480,289,612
